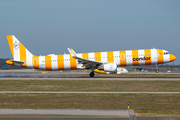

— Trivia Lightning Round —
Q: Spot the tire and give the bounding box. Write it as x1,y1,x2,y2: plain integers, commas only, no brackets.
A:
156,70,159,73
90,72,95,77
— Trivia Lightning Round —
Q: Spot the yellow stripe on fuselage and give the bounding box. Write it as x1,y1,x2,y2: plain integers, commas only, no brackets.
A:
144,49,151,65
132,50,139,66
57,55,64,70
157,49,164,64
82,53,88,60
120,51,126,66
45,56,51,70
107,51,114,63
70,55,77,70
32,55,39,69
95,52,101,62
82,53,89,69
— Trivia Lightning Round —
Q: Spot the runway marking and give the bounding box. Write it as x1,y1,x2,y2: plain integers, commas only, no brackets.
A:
0,116,129,118
0,91,180,94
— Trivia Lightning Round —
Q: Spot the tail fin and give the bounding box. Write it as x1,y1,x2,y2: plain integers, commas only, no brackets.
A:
6,35,33,67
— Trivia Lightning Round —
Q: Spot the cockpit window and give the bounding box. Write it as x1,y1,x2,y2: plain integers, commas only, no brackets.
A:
164,52,169,55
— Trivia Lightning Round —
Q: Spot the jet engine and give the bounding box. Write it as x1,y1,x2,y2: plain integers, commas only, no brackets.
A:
98,63,117,72
94,67,128,74
116,67,128,74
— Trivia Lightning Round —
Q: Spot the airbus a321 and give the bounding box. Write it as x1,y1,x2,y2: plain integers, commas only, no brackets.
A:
5,35,176,77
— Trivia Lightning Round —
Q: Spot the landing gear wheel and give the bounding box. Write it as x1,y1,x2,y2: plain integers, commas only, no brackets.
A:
90,72,95,77
156,69,159,73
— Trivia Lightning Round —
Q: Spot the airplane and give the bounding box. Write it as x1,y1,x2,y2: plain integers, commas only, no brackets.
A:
5,35,176,77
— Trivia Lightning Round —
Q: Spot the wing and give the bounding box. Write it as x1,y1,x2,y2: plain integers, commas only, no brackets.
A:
67,48,103,69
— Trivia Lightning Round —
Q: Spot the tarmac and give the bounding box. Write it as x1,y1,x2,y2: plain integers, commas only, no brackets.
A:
0,69,180,81
1,77,180,81
0,109,179,120
0,109,133,120
1,69,180,74
0,109,130,116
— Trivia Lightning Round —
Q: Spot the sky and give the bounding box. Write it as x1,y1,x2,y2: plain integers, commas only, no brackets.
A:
0,0,180,64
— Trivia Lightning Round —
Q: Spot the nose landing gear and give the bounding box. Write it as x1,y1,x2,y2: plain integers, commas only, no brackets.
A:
155,65,159,73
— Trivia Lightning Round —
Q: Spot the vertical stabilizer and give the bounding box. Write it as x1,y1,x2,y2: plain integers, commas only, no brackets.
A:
6,35,34,67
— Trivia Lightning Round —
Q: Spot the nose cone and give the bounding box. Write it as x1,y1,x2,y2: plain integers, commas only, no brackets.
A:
170,54,176,62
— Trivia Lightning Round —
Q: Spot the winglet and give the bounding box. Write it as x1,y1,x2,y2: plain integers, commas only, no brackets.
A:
67,48,76,57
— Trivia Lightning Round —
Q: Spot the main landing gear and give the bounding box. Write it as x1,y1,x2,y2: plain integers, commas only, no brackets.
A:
90,72,95,77
156,69,159,73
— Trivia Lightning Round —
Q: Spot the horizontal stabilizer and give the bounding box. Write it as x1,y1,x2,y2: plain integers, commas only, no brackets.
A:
6,59,25,65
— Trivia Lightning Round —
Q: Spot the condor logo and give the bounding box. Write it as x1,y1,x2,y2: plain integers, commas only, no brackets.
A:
133,57,151,61
13,41,19,49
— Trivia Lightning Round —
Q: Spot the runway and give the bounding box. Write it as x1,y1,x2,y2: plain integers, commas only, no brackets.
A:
0,91,180,94
1,69,180,80
0,77,180,81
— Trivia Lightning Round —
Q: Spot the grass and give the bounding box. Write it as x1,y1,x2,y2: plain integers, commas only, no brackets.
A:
135,109,180,117
0,93,179,117
0,78,180,117
0,80,180,91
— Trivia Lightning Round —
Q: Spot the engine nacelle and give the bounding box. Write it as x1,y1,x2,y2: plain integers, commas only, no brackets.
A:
94,67,128,74
98,63,117,72
116,67,128,74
